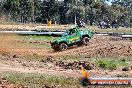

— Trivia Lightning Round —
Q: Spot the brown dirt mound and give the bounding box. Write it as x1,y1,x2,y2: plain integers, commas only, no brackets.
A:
41,57,95,70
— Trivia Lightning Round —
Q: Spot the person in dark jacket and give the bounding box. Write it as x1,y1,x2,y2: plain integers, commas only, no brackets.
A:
111,20,117,28
77,19,85,28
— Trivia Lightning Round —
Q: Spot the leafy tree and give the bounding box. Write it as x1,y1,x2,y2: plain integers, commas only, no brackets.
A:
3,0,20,21
40,0,59,23
34,0,42,23
0,0,131,27
19,0,34,23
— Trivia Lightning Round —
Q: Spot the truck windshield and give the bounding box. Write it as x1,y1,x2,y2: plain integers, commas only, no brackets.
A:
62,28,76,36
62,31,69,36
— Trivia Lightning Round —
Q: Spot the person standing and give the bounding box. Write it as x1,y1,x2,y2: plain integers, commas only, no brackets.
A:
111,20,117,28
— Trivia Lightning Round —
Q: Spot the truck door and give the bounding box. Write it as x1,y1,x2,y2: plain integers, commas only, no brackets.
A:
66,28,80,44
74,28,81,42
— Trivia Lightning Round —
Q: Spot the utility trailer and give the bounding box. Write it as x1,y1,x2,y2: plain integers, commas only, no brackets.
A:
80,66,132,86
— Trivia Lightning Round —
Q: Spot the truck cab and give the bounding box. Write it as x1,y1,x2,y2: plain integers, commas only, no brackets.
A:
62,27,82,44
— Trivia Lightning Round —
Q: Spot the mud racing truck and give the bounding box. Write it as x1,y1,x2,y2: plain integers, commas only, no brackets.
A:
50,26,93,51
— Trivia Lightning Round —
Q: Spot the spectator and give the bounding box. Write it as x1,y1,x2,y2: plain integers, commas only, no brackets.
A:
77,19,85,28
99,21,108,29
111,20,117,28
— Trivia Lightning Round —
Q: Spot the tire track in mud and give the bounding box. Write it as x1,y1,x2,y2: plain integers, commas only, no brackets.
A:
0,63,80,78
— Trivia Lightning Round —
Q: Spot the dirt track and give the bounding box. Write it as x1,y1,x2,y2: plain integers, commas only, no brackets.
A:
52,36,132,57
0,35,132,57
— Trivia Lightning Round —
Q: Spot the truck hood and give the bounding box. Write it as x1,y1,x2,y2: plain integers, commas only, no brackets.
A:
51,36,66,43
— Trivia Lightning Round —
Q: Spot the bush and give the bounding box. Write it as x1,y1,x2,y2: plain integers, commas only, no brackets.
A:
97,59,117,70
98,60,109,69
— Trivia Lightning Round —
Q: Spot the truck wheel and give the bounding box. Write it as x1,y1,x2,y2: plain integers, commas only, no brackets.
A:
59,43,68,51
53,46,59,51
82,37,90,45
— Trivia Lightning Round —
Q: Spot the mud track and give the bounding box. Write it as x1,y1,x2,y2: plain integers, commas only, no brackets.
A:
1,35,132,57
49,36,132,57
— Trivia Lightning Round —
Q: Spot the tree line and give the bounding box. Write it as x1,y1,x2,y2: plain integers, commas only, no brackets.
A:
0,0,132,27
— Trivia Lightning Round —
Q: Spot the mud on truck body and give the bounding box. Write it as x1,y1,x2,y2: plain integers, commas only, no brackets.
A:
50,26,93,51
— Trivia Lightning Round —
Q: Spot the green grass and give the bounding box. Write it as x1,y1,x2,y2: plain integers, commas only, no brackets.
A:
124,56,132,61
0,72,80,88
15,35,57,49
96,58,128,70
55,55,130,70
16,41,51,49
91,28,132,34
1,71,132,88
85,25,132,34
19,53,49,61
18,54,131,69
18,35,56,41
0,20,20,25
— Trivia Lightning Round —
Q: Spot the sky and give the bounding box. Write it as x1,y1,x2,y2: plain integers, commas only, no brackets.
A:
106,0,112,5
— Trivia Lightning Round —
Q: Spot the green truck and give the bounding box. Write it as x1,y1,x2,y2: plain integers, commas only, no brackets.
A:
50,26,93,51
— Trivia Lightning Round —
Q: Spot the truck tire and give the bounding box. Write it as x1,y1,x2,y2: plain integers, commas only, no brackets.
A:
82,37,90,45
59,43,68,51
53,46,59,51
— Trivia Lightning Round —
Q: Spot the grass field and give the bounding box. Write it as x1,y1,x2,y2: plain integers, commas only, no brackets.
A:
0,71,132,88
0,72,80,88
